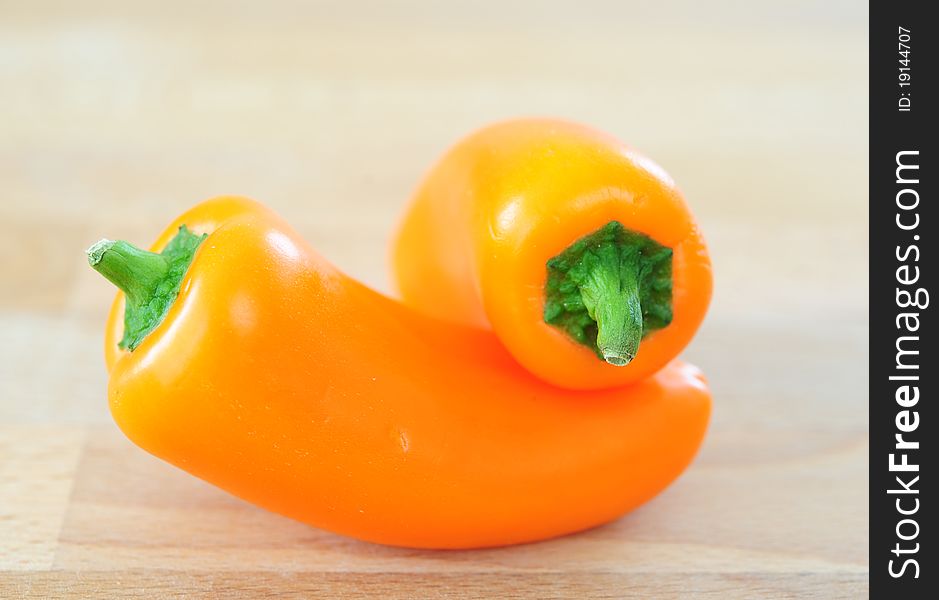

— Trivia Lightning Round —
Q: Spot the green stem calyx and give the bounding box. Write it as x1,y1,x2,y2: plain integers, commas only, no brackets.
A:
543,221,673,366
86,225,207,351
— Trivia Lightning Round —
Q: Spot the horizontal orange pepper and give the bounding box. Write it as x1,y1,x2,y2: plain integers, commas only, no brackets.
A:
90,197,711,549
392,118,712,390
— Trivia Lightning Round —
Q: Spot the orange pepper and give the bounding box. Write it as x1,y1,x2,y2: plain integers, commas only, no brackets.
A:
90,196,711,549
392,118,713,390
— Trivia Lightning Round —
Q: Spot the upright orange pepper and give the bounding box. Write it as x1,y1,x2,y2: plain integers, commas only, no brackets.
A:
89,197,711,549
392,119,712,390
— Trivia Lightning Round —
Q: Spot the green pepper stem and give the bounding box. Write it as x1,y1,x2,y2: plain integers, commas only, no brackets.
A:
86,226,206,351
544,221,672,366
578,248,643,366
86,239,169,307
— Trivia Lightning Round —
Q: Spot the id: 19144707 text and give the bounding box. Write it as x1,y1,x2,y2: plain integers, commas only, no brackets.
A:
898,26,912,112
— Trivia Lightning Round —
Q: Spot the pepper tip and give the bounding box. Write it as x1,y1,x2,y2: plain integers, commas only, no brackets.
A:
602,351,634,367
86,238,116,266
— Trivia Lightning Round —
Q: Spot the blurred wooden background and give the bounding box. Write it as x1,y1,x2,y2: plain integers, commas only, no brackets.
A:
1,1,868,597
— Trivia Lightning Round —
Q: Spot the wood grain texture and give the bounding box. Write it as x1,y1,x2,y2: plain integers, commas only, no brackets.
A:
0,0,868,597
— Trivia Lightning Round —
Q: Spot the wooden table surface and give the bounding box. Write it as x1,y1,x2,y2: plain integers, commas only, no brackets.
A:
1,1,868,598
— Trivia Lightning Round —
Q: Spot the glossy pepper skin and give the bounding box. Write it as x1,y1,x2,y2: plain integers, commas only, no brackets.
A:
392,118,713,390
100,197,711,549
